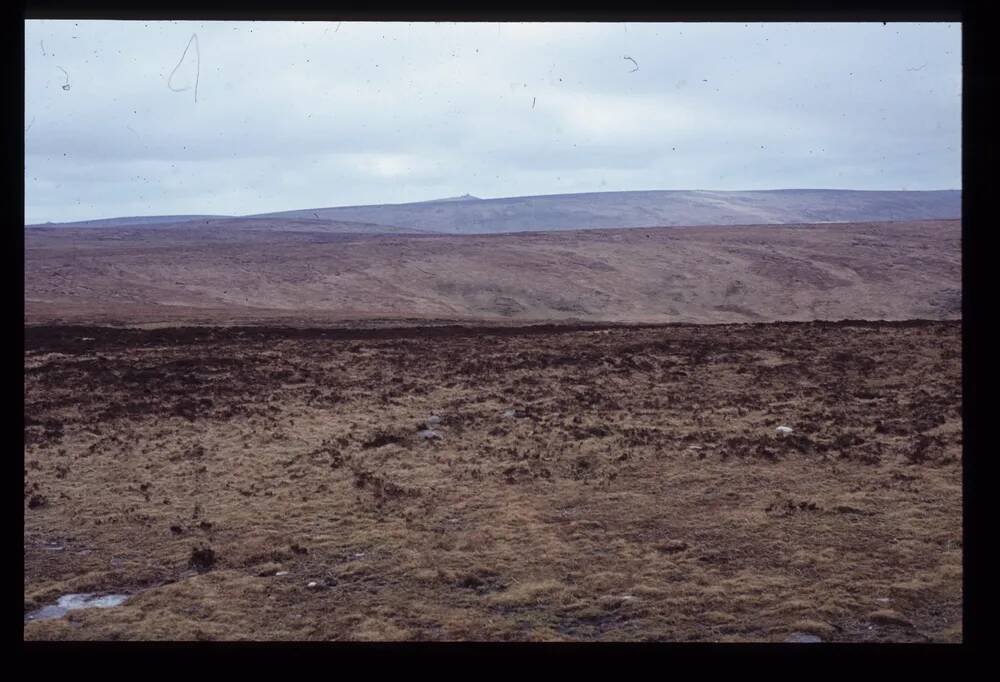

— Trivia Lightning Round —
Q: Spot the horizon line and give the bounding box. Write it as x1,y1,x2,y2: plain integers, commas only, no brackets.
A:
25,186,962,226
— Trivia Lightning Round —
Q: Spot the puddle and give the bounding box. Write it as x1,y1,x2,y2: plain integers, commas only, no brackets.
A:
24,593,129,623
784,632,824,643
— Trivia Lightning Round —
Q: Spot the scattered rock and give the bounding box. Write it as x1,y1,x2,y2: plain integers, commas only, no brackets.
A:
27,494,48,509
274,571,289,577
426,415,442,427
776,426,793,435
417,429,442,440
307,581,320,589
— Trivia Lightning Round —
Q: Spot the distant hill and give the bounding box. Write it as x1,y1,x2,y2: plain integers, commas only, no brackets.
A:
26,215,430,235
250,189,961,234
159,216,432,234
26,214,233,228
27,189,961,235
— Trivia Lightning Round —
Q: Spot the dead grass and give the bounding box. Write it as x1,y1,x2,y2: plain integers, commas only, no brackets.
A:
23,320,961,641
24,220,960,326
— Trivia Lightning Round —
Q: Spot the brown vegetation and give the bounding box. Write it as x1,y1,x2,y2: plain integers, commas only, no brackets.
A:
23,320,961,641
24,220,960,326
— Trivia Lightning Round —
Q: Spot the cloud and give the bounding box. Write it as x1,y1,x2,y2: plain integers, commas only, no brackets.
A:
24,20,961,223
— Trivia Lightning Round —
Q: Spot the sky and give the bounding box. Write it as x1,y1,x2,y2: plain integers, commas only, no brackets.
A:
24,21,961,224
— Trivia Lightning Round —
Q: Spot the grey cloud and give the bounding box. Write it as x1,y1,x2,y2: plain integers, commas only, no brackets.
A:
25,20,960,223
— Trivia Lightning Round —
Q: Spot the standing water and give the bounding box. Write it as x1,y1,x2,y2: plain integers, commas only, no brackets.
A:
24,593,129,622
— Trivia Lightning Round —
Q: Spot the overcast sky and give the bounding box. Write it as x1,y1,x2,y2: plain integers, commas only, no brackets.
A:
24,21,961,224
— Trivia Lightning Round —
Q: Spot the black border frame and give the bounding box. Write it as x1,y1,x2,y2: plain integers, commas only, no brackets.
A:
11,0,983,662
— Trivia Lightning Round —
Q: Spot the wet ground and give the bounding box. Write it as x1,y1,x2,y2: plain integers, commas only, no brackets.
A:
26,593,130,622
23,320,962,641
